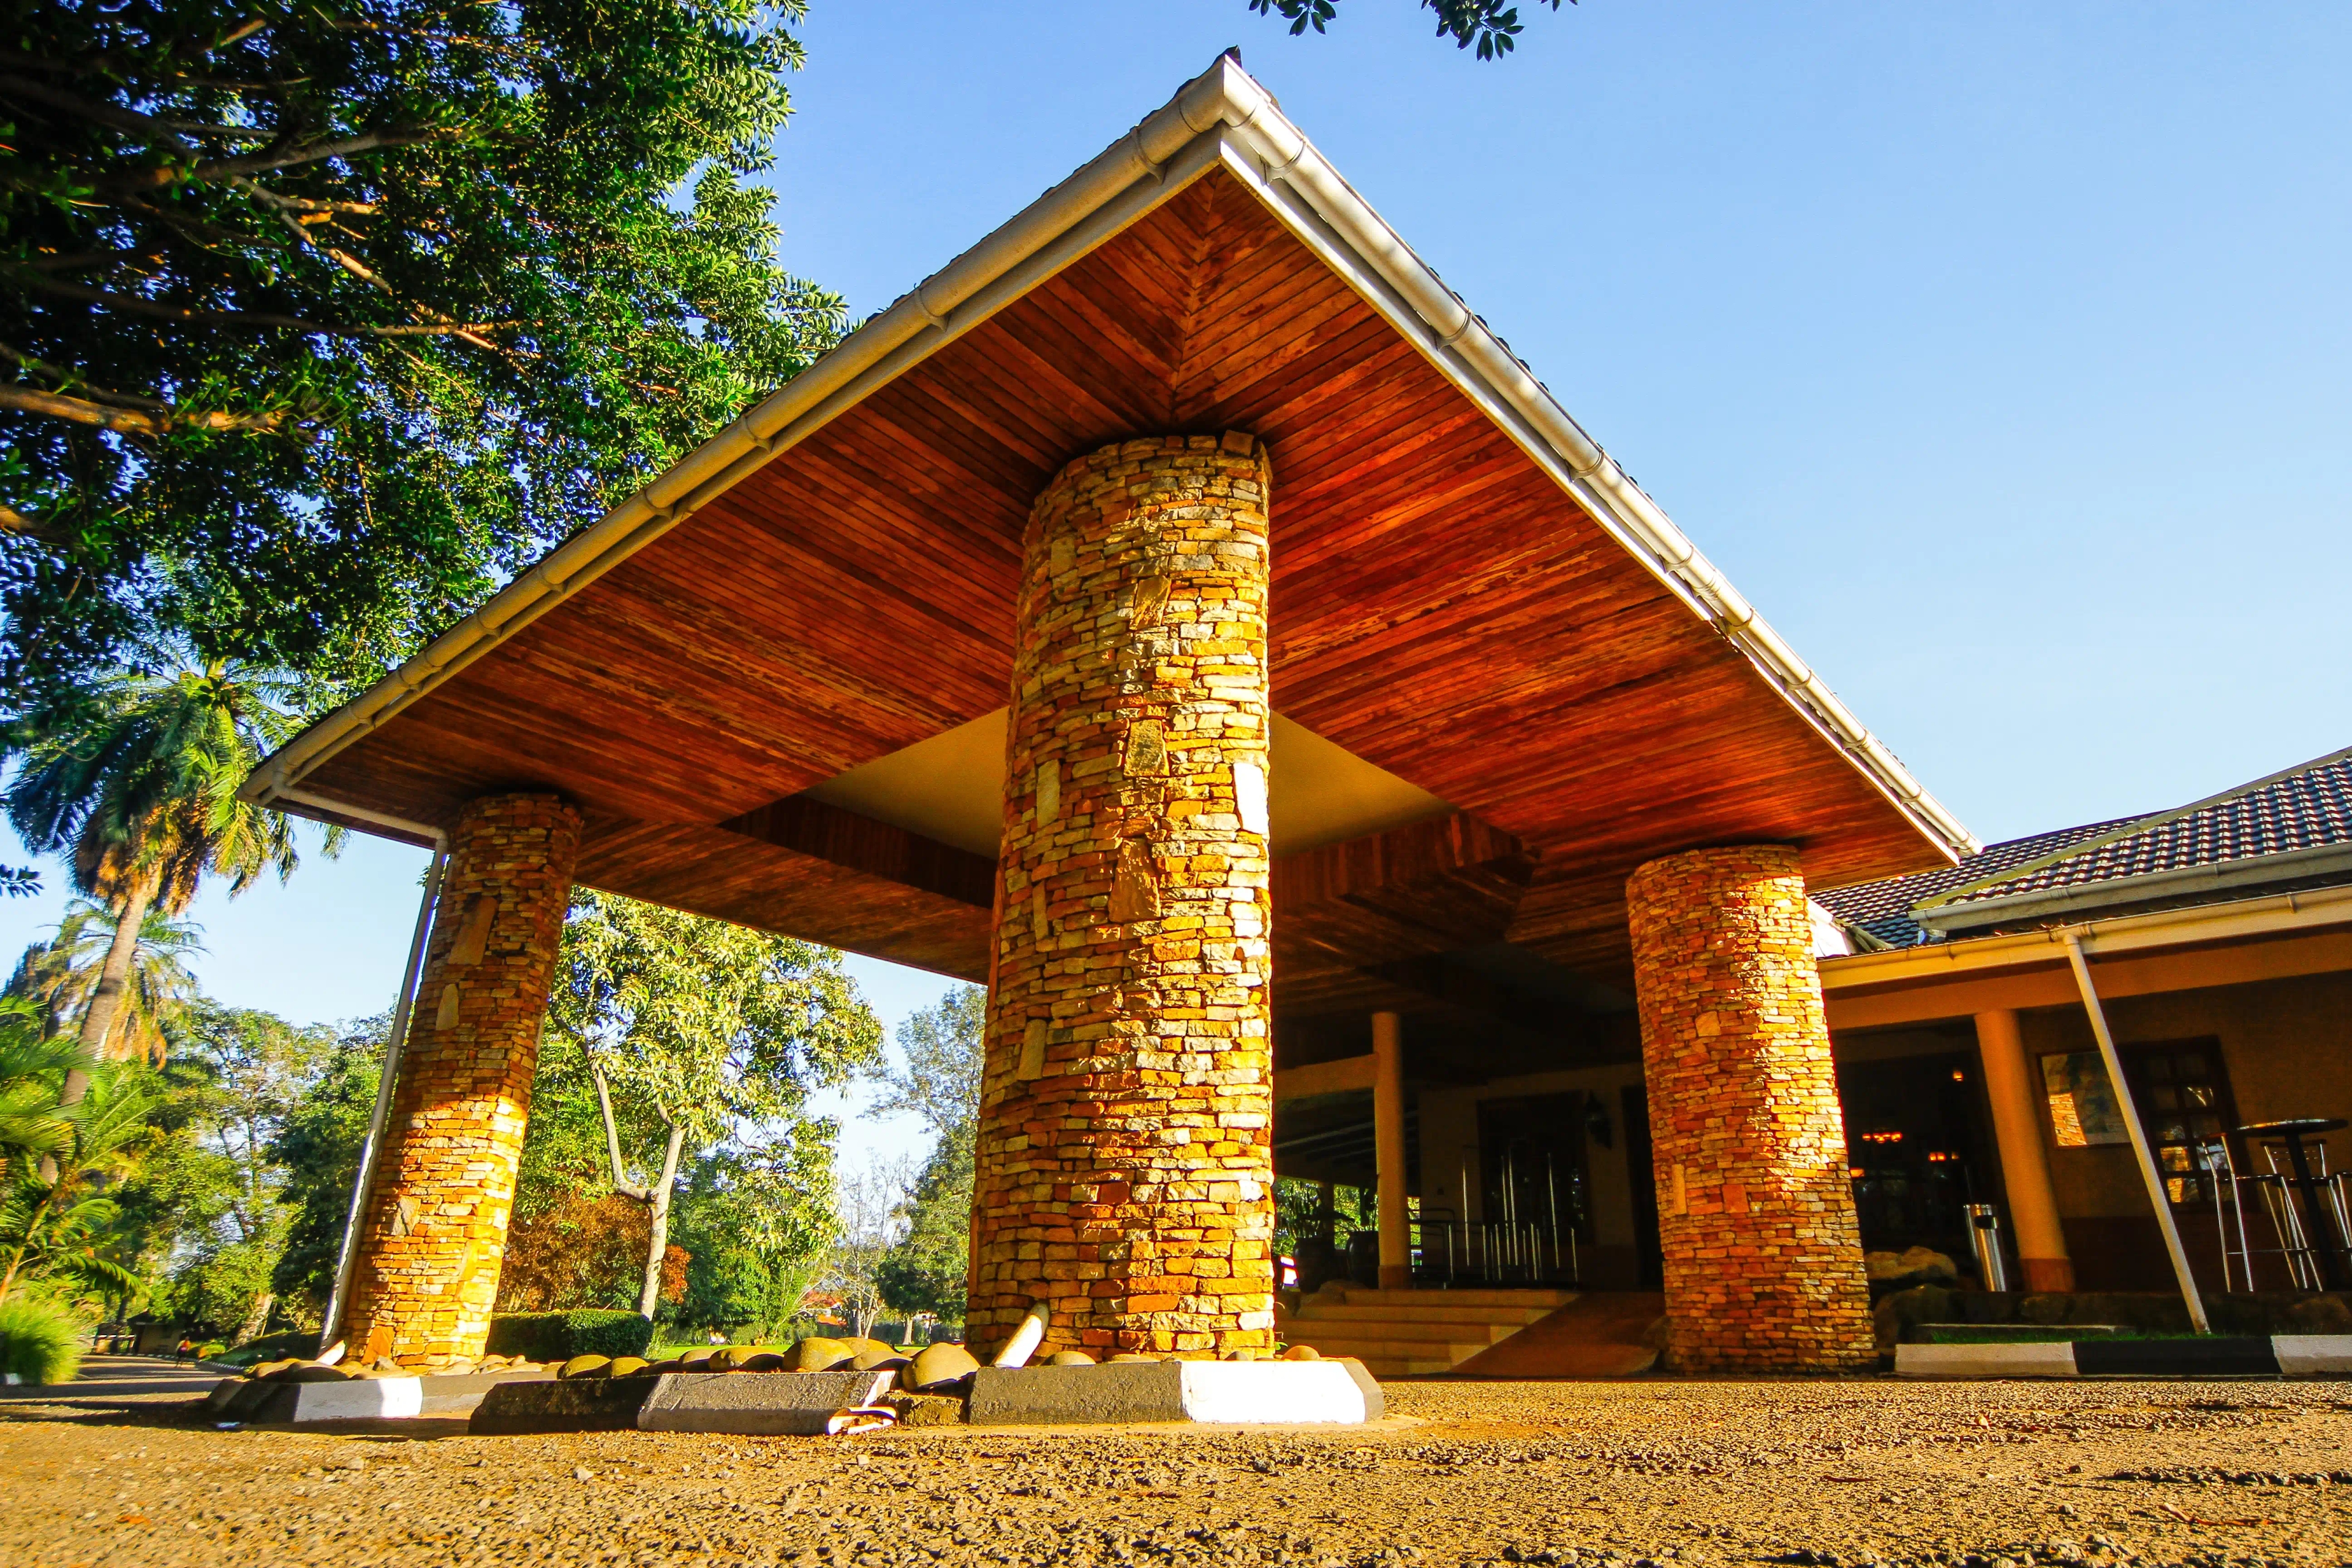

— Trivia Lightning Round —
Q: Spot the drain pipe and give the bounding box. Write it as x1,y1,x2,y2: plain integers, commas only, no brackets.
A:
2061,931,2210,1333
317,834,448,1351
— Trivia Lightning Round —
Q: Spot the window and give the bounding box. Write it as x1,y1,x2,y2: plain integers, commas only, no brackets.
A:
2122,1038,2239,1207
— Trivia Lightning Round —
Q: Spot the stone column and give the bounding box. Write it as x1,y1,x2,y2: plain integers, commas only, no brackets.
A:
1626,844,1874,1373
1372,1010,1411,1290
971,432,1276,1360
1973,1008,2074,1292
343,792,581,1369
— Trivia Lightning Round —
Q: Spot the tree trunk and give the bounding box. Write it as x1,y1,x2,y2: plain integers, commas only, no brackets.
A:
66,878,153,1106
636,1123,687,1321
236,1291,274,1346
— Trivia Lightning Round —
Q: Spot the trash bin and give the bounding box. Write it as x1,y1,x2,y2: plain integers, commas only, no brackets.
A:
1964,1203,2011,1292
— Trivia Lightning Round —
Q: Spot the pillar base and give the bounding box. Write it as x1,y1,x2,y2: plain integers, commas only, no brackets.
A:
1378,1265,1411,1291
2019,1257,2076,1294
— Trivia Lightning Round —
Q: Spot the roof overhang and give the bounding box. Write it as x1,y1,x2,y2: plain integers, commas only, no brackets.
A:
244,54,1973,996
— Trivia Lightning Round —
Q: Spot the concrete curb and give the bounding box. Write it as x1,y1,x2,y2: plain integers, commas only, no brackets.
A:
638,1370,895,1435
968,1359,1381,1426
204,1370,548,1423
1896,1333,2352,1379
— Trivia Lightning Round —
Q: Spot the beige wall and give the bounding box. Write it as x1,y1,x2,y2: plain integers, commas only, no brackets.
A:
1415,1064,1646,1250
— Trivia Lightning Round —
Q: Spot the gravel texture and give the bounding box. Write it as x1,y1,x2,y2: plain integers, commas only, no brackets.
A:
3,1374,2349,1568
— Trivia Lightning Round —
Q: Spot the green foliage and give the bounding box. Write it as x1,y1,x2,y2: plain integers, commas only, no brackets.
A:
7,902,205,1065
484,1308,654,1363
0,1063,162,1306
1272,1177,1374,1256
868,986,982,1324
265,1014,388,1314
1249,0,1569,59
669,1140,834,1333
1,0,846,698
0,1294,85,1384
0,997,88,1166
213,1325,318,1366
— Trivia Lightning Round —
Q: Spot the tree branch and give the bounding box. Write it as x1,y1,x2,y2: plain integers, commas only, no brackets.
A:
0,383,293,437
591,1064,654,1204
7,272,513,337
0,503,66,546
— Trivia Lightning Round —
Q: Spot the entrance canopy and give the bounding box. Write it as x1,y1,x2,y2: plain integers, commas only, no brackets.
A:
244,55,1972,1017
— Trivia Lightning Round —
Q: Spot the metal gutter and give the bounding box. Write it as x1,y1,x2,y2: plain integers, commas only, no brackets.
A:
1817,880,2352,990
241,54,1975,864
1913,842,2352,935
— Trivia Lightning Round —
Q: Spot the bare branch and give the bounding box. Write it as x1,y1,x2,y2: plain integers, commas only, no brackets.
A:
591,1064,655,1204
0,72,261,144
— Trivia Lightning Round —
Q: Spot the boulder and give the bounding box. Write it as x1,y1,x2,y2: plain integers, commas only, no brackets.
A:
1046,1349,1096,1366
851,1345,910,1373
1281,1344,1321,1361
790,1337,856,1372
559,1354,613,1380
285,1363,357,1383
606,1355,649,1378
904,1341,980,1391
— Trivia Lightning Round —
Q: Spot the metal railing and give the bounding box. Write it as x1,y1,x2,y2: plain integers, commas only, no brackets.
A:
1409,1216,1578,1286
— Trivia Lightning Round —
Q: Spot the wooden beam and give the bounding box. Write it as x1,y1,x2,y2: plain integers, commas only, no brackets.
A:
720,793,994,909
1274,1054,1376,1101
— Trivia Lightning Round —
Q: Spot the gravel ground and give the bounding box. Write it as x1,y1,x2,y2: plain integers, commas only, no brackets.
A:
2,1374,2348,1568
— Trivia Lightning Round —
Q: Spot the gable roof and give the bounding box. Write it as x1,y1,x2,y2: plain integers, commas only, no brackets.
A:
1819,745,2352,946
238,53,1972,990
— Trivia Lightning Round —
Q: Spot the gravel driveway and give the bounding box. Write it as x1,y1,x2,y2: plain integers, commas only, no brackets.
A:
1,1375,2345,1568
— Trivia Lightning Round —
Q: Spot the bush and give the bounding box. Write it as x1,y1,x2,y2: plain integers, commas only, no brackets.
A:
485,1310,651,1362
0,1296,86,1385
213,1328,321,1368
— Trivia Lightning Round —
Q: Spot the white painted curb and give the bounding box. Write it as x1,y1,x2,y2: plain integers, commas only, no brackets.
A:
2272,1335,2352,1377
1177,1360,1375,1423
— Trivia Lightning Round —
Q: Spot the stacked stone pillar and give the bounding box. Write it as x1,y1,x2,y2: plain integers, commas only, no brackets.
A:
1625,844,1874,1372
970,432,1277,1360
343,792,581,1368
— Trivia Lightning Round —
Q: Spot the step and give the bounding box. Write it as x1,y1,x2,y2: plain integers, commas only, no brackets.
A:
1320,1288,1578,1310
1280,1333,1494,1362
1294,1346,1478,1378
1282,1317,1517,1345
1290,1302,1558,1327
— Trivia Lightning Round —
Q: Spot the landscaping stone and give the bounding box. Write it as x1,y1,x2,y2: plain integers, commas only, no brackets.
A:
905,1342,980,1390
967,1358,1379,1426
637,1370,897,1436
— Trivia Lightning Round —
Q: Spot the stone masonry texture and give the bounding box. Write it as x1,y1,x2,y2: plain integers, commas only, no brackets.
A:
1625,844,1875,1373
343,792,582,1369
970,434,1276,1361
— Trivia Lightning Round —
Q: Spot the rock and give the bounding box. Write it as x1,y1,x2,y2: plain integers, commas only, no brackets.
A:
851,1345,910,1372
371,1355,404,1375
790,1338,856,1372
676,1347,716,1370
440,1358,476,1377
606,1356,650,1378
559,1354,613,1380
1108,1353,1161,1363
1046,1349,1096,1366
731,1351,789,1373
573,1464,594,1482
1282,1344,1322,1360
905,1342,981,1392
285,1363,357,1383
891,1391,970,1427
1895,1246,1959,1280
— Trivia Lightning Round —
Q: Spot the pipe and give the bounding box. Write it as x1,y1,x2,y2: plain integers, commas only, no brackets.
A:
318,843,448,1349
2061,932,2209,1333
236,54,1976,870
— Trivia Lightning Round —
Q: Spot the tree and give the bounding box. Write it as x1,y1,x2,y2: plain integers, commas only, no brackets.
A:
669,1138,836,1335
822,1158,908,1341
1250,0,1570,59
2,654,335,1098
7,901,205,1063
867,985,982,1324
119,1001,330,1338
0,1,846,699
0,998,86,1170
0,1061,160,1306
265,1012,388,1319
546,891,880,1320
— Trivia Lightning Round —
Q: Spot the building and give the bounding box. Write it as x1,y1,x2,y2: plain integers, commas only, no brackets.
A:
1813,745,2352,1298
244,55,1983,1376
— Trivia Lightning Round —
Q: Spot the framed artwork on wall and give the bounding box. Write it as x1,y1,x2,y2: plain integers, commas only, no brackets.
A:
2041,1050,2131,1147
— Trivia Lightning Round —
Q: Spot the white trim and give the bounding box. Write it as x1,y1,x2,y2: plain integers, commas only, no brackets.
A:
1817,881,2352,991
241,56,1973,865
1915,842,2352,933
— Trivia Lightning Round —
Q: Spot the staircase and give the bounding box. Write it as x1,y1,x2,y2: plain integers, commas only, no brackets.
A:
1277,1286,1578,1378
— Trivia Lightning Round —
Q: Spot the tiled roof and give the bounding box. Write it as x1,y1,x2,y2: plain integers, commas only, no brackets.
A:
1814,818,2141,948
1930,746,2352,912
1814,745,2352,946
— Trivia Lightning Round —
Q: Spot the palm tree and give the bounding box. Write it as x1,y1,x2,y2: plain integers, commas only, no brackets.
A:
4,652,338,1102
7,902,205,1066
0,998,88,1170
0,1063,159,1307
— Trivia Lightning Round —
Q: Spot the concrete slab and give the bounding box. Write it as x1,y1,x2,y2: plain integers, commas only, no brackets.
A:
1894,1342,2079,1379
2272,1335,2352,1377
637,1370,896,1435
472,1373,664,1434
209,1370,551,1424
968,1359,1379,1425
2074,1336,2278,1378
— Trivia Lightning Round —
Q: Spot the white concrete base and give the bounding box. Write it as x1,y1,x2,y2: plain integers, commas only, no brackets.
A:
2273,1335,2352,1377
1894,1342,2079,1379
637,1370,897,1434
968,1359,1381,1425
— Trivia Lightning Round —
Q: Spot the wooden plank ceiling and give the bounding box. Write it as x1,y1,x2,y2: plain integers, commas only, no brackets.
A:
296,164,1949,1006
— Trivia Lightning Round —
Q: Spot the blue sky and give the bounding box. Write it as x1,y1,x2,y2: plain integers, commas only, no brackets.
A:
8,2,2351,1165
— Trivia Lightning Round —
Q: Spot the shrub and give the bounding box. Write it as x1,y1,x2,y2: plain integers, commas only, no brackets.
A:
485,1310,651,1362
0,1296,86,1385
213,1328,321,1368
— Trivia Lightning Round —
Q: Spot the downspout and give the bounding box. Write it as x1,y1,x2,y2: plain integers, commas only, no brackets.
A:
317,833,448,1351
2060,931,2209,1333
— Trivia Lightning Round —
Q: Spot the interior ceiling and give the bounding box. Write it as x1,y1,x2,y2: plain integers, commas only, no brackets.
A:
294,162,1953,1005
802,709,1452,859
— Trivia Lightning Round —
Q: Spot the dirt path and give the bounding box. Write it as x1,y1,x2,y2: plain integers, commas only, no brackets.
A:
1,1376,2345,1568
